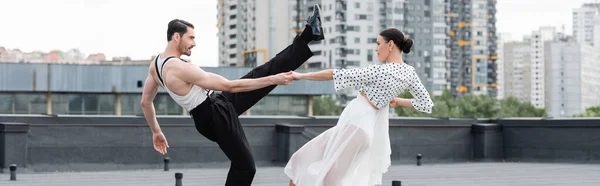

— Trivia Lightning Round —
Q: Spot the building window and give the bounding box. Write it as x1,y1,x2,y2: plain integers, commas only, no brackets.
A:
248,96,307,116
0,93,47,114
52,93,116,115
356,14,367,20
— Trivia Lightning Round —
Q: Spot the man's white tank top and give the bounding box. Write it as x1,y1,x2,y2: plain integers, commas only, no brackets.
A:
155,54,210,111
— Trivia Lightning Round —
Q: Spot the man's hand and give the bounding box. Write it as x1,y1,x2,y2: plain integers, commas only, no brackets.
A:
270,71,294,85
153,132,169,155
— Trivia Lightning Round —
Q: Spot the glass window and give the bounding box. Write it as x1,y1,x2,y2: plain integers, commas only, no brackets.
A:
15,93,47,114
52,93,115,115
0,93,47,114
153,94,183,115
249,96,307,116
0,93,12,114
121,94,143,116
120,93,181,115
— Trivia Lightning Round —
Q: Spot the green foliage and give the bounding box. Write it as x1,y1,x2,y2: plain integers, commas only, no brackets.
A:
573,106,600,117
312,95,343,116
394,89,548,118
312,89,555,118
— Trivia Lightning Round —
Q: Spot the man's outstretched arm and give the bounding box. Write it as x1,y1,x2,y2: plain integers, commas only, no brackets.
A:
177,62,292,93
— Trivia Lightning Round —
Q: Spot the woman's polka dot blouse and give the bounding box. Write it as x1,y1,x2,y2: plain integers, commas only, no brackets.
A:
333,63,434,113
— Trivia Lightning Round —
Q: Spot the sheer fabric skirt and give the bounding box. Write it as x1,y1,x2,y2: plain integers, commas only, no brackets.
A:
284,95,392,186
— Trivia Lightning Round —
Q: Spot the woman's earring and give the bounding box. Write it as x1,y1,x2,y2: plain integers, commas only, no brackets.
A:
389,48,392,52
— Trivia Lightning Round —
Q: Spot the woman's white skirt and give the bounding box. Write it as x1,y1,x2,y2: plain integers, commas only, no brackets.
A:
284,95,392,186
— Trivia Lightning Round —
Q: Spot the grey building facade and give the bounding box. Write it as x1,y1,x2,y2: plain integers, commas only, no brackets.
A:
544,40,600,117
402,0,450,96
0,63,337,116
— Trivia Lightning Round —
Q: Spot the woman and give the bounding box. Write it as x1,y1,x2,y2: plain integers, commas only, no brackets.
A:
285,28,434,186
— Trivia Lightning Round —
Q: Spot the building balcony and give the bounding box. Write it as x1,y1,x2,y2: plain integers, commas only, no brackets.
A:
336,12,346,21
488,8,497,15
336,0,347,10
487,77,496,84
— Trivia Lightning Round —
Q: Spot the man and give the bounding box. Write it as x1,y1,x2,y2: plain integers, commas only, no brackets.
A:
140,5,324,186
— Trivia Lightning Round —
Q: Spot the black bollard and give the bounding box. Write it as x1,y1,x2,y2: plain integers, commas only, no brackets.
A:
164,157,170,171
175,172,183,186
392,180,401,186
10,164,17,181
417,153,422,166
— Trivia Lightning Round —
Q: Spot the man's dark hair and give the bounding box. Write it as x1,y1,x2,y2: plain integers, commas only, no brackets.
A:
167,19,194,41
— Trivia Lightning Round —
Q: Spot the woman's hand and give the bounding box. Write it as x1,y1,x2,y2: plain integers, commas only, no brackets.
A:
389,98,400,107
291,71,304,80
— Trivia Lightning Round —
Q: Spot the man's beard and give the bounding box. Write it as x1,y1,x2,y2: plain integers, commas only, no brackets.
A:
179,44,191,56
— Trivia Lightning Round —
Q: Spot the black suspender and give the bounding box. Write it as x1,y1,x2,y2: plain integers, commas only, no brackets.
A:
155,55,176,86
154,54,213,97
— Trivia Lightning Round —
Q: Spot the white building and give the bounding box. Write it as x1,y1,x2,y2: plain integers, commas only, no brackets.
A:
545,39,600,117
306,0,453,96
303,0,390,99
217,0,303,67
495,33,512,100
305,0,384,69
529,26,557,109
573,3,600,47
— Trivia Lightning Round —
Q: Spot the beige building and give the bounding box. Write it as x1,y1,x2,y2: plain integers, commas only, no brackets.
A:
501,41,531,102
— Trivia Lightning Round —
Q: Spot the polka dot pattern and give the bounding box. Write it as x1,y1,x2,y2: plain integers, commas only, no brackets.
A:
333,63,434,113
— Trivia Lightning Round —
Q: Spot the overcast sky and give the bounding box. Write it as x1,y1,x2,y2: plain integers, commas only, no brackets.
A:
0,0,595,66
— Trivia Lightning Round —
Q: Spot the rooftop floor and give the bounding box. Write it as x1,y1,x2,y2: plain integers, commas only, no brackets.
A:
3,162,600,186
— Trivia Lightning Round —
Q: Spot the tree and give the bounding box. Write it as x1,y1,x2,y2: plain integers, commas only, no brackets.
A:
453,93,498,118
497,96,547,118
312,95,343,116
393,90,547,118
573,106,600,117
